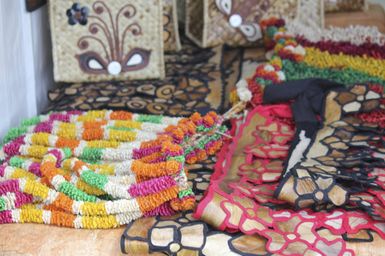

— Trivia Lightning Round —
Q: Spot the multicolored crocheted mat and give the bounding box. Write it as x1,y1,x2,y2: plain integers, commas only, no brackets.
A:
0,110,228,229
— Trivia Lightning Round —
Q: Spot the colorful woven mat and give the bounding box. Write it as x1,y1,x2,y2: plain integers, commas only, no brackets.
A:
0,110,227,229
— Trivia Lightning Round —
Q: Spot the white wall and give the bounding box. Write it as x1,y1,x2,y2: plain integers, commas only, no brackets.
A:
31,5,54,113
0,0,53,139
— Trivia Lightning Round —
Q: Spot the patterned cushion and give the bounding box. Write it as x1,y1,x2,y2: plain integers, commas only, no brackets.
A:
49,0,165,82
185,0,300,48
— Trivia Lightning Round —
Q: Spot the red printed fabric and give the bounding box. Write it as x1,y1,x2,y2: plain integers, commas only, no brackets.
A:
194,101,385,256
355,85,385,128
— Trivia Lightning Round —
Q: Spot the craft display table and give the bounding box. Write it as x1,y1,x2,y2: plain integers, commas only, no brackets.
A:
1,224,385,255
1,4,385,256
0,224,125,255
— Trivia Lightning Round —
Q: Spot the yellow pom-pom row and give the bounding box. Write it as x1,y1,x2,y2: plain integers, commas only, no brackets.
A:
304,47,385,80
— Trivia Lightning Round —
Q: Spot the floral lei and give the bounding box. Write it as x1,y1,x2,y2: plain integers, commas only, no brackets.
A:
0,110,228,229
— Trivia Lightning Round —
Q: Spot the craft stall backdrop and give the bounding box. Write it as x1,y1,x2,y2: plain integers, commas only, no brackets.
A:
1,0,385,255
0,1,54,139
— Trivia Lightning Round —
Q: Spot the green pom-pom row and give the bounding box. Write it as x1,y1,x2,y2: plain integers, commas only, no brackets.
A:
9,157,25,168
62,148,72,159
283,60,385,86
58,181,97,202
107,126,134,132
178,188,194,198
266,26,278,38
3,127,28,144
80,148,103,162
184,125,227,155
80,170,108,190
137,114,163,124
168,155,185,163
21,116,41,126
0,198,5,211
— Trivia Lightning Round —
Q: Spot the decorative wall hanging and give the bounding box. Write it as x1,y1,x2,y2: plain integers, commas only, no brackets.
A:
163,0,182,51
26,0,47,12
49,0,165,82
324,0,367,12
185,0,323,48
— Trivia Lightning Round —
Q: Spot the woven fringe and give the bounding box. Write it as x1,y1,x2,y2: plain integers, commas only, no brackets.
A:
287,23,385,46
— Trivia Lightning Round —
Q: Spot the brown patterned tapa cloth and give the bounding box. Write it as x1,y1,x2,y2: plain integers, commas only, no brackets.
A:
46,36,265,116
